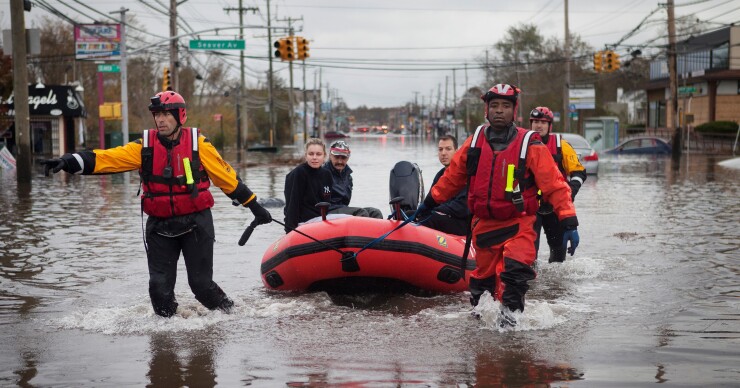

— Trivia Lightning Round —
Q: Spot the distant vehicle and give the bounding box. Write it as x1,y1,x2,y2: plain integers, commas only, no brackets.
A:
603,137,672,155
560,133,599,175
324,131,350,140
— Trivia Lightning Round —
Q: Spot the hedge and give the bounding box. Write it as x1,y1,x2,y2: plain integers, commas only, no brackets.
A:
694,121,738,134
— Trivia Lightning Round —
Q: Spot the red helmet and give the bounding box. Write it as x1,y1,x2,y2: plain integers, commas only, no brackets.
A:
529,106,554,123
481,83,520,104
149,91,187,125
481,83,520,123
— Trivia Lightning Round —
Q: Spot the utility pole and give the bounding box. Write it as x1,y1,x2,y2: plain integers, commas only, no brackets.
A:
452,69,458,141
302,56,308,143
313,69,319,137
563,0,571,133
667,0,682,162
318,69,322,136
413,91,419,134
435,83,441,129
277,16,303,142
224,2,258,162
465,62,470,135
111,7,130,144
169,0,178,91
10,0,31,182
485,49,490,85
444,76,448,131
266,0,275,146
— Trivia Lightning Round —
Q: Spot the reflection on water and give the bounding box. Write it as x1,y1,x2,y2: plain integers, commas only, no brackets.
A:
147,333,217,388
0,137,738,386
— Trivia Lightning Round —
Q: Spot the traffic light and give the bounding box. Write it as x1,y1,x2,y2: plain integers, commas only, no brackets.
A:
295,36,310,60
273,38,294,61
605,50,620,72
162,67,171,91
593,51,603,73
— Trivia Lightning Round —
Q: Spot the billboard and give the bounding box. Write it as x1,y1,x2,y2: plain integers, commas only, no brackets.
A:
74,24,121,60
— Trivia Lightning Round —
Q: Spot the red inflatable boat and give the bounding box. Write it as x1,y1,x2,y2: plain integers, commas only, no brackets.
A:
260,216,475,294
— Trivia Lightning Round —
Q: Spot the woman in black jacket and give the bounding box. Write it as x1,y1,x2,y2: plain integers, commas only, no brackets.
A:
283,138,333,233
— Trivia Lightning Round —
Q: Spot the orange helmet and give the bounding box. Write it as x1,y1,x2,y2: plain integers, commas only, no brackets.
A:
148,91,187,125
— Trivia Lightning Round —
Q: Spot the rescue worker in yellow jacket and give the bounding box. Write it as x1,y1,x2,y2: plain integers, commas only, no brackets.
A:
41,91,272,318
529,106,587,263
420,84,580,327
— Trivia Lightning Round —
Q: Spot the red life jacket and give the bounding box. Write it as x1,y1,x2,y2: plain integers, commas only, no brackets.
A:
543,133,567,179
466,125,540,220
140,127,214,218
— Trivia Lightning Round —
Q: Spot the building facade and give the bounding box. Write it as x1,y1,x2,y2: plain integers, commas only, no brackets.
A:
645,26,740,129
1,84,87,157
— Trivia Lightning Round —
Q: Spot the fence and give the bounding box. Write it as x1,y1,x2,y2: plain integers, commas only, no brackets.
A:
635,127,737,154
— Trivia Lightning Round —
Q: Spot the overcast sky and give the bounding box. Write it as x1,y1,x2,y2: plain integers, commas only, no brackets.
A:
1,0,739,108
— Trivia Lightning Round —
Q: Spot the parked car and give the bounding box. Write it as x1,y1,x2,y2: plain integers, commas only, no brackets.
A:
324,131,350,140
560,133,599,175
603,137,672,155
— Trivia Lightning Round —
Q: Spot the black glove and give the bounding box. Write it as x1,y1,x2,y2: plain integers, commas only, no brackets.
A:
247,200,272,225
569,180,582,201
421,194,439,210
41,158,67,176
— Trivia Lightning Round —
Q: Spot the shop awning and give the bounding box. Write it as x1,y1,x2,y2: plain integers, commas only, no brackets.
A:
0,85,87,118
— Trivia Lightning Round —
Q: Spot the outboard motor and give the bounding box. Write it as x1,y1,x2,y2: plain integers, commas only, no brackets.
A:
388,161,424,217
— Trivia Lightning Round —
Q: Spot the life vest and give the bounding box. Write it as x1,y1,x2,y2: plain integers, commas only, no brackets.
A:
466,125,539,220
543,133,567,179
140,127,214,218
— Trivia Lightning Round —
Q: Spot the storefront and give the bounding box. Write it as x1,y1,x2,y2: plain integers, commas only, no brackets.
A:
1,85,87,157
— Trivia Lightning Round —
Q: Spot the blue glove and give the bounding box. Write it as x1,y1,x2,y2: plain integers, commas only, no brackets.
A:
562,228,580,256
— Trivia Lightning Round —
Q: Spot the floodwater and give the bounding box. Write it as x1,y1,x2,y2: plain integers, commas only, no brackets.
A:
1,134,738,387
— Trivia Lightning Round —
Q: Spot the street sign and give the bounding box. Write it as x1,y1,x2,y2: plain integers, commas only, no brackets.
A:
189,40,245,50
97,64,120,73
678,86,697,95
569,104,576,112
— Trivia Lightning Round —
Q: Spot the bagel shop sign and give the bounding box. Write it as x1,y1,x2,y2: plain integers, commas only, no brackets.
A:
1,85,86,117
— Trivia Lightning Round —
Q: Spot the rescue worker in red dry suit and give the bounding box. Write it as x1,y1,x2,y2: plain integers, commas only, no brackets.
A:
529,106,587,263
41,91,272,317
419,84,580,326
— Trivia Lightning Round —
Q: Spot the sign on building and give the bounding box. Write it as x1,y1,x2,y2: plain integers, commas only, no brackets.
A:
569,88,596,110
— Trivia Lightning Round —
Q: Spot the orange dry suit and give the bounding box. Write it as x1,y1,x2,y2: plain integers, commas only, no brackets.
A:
430,123,578,312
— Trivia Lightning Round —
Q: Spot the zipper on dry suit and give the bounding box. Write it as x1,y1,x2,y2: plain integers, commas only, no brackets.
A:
167,148,175,216
486,153,498,219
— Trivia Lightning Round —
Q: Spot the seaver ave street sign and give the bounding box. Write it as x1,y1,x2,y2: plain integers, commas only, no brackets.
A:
189,40,245,50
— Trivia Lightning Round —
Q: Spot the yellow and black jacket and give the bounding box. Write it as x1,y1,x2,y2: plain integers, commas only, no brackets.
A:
59,127,257,217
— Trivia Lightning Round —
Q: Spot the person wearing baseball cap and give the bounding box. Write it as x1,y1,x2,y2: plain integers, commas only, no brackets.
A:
323,141,383,219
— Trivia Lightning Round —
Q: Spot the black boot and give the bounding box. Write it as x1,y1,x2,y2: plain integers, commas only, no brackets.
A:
548,246,566,263
499,306,517,328
218,297,234,314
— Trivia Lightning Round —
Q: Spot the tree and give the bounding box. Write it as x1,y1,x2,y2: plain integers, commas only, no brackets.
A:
479,23,597,130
